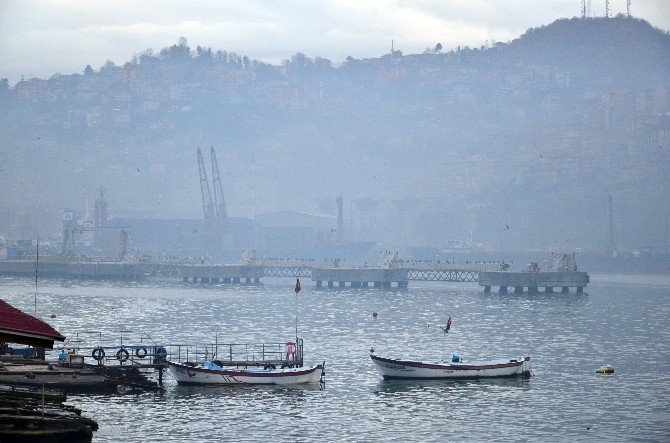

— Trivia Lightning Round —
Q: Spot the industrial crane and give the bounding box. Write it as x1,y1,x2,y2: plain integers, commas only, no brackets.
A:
197,147,229,247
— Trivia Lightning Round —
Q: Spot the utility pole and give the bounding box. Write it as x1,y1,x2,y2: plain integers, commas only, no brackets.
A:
608,194,616,257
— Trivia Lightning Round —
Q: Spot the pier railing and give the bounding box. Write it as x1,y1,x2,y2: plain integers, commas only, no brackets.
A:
61,339,305,369
165,339,304,367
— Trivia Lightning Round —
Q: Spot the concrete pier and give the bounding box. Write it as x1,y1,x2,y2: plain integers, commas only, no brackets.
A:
311,268,408,290
479,271,589,294
178,265,263,285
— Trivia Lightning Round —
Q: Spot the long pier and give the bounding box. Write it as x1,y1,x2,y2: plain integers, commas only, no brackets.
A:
0,257,589,291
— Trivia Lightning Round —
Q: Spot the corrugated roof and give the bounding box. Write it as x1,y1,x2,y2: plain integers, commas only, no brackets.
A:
0,299,65,341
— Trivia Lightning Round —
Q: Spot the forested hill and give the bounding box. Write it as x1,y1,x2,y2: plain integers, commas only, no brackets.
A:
498,16,670,88
0,16,669,253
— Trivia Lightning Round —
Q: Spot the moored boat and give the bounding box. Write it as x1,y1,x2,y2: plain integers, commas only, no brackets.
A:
168,360,325,385
370,353,530,380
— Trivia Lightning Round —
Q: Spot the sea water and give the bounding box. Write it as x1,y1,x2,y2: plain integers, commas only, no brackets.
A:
1,274,668,442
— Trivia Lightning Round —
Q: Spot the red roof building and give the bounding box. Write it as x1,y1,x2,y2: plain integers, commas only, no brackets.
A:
0,299,66,349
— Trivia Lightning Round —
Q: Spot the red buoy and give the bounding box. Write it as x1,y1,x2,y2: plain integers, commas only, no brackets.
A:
372,311,378,318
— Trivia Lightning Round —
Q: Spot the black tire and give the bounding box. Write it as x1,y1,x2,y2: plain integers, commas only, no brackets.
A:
92,347,105,361
155,346,167,358
116,348,129,362
135,347,147,359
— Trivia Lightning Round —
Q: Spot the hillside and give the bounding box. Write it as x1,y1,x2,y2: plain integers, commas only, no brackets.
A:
0,16,668,253
499,16,670,88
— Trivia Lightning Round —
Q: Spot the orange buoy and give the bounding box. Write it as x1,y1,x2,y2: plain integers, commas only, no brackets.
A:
50,313,56,319
372,311,378,318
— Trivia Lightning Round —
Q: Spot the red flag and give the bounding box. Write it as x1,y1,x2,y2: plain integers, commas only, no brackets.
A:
294,278,301,294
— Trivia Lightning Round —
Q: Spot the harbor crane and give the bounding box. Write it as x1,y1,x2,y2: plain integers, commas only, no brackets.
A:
196,147,229,247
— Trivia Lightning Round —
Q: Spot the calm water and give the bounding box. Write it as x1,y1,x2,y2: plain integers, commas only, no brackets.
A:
1,274,669,442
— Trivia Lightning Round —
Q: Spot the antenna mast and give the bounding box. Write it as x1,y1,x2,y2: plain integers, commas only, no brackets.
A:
605,0,610,18
34,238,39,314
581,0,586,18
627,0,631,17
608,194,616,257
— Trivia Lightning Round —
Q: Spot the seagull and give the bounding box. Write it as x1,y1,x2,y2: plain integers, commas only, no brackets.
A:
505,225,510,230
137,168,141,173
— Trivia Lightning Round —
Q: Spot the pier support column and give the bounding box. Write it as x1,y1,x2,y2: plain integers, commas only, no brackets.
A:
373,282,381,288
529,286,538,294
484,285,491,293
183,277,188,283
545,286,554,293
253,278,259,284
212,277,219,283
201,277,210,284
316,281,322,288
577,287,583,294
383,282,391,289
191,277,198,283
361,282,368,288
514,286,523,293
244,277,250,284
233,277,240,284
399,281,408,289
327,281,333,288
499,286,508,293
562,286,569,294
338,281,346,288
351,282,360,288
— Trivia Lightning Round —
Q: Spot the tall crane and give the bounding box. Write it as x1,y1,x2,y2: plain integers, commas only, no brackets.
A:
197,147,229,249
210,146,229,230
197,148,216,241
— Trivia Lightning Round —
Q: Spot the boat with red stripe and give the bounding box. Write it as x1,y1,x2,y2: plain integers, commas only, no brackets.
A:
370,353,530,380
169,360,325,385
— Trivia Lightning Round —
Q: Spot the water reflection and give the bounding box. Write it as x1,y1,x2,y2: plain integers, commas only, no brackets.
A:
1,276,668,441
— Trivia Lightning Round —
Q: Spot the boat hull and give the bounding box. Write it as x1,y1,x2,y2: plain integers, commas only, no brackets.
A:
168,361,324,385
371,354,530,380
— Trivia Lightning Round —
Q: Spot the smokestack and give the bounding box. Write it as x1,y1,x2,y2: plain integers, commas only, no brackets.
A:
608,194,617,257
336,195,344,244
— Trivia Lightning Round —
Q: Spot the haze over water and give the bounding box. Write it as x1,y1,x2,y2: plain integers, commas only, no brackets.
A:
1,275,668,442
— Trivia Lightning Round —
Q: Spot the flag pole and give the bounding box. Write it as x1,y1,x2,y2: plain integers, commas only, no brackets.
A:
294,279,301,343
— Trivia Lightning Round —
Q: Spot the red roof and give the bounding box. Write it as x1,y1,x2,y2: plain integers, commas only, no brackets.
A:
0,299,65,341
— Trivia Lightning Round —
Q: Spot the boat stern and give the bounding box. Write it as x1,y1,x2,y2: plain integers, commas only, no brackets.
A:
519,356,531,376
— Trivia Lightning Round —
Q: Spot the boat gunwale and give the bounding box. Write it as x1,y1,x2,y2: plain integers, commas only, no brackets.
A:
370,354,529,371
167,361,323,378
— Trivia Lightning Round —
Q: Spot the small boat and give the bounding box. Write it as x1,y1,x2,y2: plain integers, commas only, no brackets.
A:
370,353,531,380
168,360,325,385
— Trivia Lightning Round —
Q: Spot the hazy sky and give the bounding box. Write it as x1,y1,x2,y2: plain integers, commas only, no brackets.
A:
1,0,669,84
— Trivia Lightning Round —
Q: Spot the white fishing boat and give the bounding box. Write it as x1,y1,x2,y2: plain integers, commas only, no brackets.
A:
168,359,325,385
169,279,325,385
370,353,530,380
